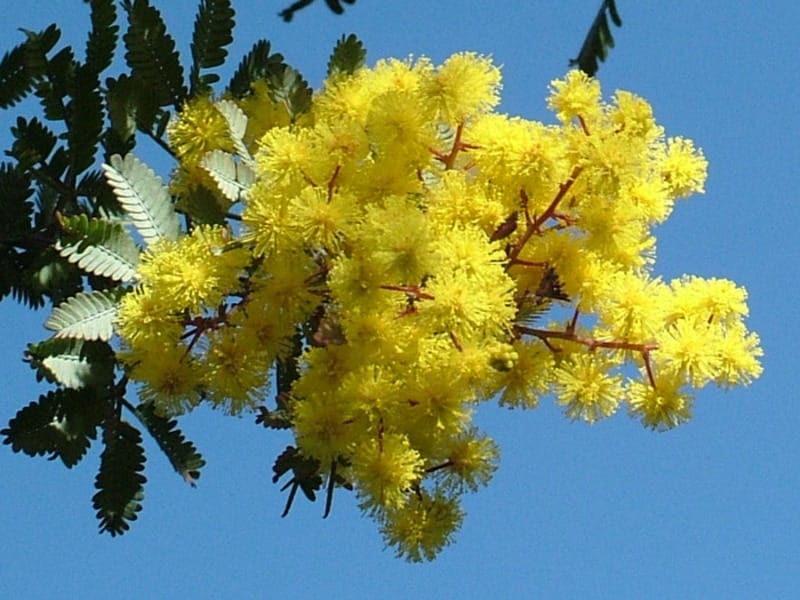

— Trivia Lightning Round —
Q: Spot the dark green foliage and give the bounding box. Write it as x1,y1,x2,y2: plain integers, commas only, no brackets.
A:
269,65,312,120
65,66,104,176
85,0,119,76
227,39,287,98
132,402,206,485
33,46,77,123
280,0,356,22
190,0,236,94
25,338,116,391
327,33,366,78
104,73,152,149
273,445,323,516
227,39,311,119
122,0,187,108
0,25,58,109
9,118,58,170
93,420,147,536
1,389,105,468
570,0,622,76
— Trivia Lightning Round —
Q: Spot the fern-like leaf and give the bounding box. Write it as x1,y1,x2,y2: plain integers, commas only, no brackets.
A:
272,445,322,516
26,338,115,390
85,0,119,75
570,0,623,76
215,99,251,163
269,64,312,120
102,153,180,245
66,65,104,176
9,117,58,169
58,214,140,282
122,0,186,107
45,290,120,341
200,150,255,203
327,34,366,78
93,420,146,536
190,0,235,94
133,402,205,485
175,185,228,225
227,39,284,99
1,389,104,468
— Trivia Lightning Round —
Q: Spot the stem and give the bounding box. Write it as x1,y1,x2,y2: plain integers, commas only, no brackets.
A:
507,166,583,266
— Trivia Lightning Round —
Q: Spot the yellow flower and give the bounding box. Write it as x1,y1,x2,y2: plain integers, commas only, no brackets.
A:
548,69,603,125
352,433,424,510
659,136,708,198
554,352,624,423
421,52,502,124
168,95,234,167
380,491,463,562
627,368,693,430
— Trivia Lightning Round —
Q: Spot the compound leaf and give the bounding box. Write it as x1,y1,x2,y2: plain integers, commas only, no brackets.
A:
122,0,186,107
102,153,179,245
190,0,235,94
58,214,140,282
93,420,146,536
133,402,205,485
200,150,254,203
85,0,119,75
327,33,365,78
1,388,104,468
45,290,120,342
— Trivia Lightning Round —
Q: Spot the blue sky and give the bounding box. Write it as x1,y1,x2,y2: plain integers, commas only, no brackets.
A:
1,1,798,598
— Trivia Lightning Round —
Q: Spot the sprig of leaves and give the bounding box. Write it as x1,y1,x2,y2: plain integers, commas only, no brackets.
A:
570,0,623,76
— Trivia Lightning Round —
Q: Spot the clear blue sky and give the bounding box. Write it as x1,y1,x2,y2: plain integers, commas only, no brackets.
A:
2,2,797,598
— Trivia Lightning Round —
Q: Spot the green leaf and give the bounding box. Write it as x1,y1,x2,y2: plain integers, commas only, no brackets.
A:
327,34,366,78
190,0,235,94
227,39,284,99
1,389,104,468
0,25,58,108
270,64,312,120
175,184,228,225
200,150,255,203
570,0,623,76
102,153,180,245
58,214,140,282
215,99,251,163
85,0,119,75
45,290,120,341
0,162,35,243
26,338,115,390
93,420,146,536
21,24,62,77
105,73,151,148
9,117,58,169
132,402,205,485
122,0,186,108
66,65,104,176
33,45,77,122
272,445,322,516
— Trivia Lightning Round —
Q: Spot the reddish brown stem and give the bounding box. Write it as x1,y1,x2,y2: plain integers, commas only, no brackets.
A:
507,166,583,266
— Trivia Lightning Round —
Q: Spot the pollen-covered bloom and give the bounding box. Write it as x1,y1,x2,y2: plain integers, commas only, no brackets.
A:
114,50,763,561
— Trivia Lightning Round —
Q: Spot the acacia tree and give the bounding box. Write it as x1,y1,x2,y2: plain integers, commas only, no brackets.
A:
0,1,761,561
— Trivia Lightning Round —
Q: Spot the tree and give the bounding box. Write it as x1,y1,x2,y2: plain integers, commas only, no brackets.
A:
0,0,761,561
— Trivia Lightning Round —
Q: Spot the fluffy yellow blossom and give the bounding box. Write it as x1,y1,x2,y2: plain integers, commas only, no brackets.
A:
380,491,464,562
554,352,625,423
421,52,501,124
113,51,762,561
353,433,424,511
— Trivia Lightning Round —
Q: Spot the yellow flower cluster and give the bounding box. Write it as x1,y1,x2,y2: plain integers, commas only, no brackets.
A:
115,54,762,560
